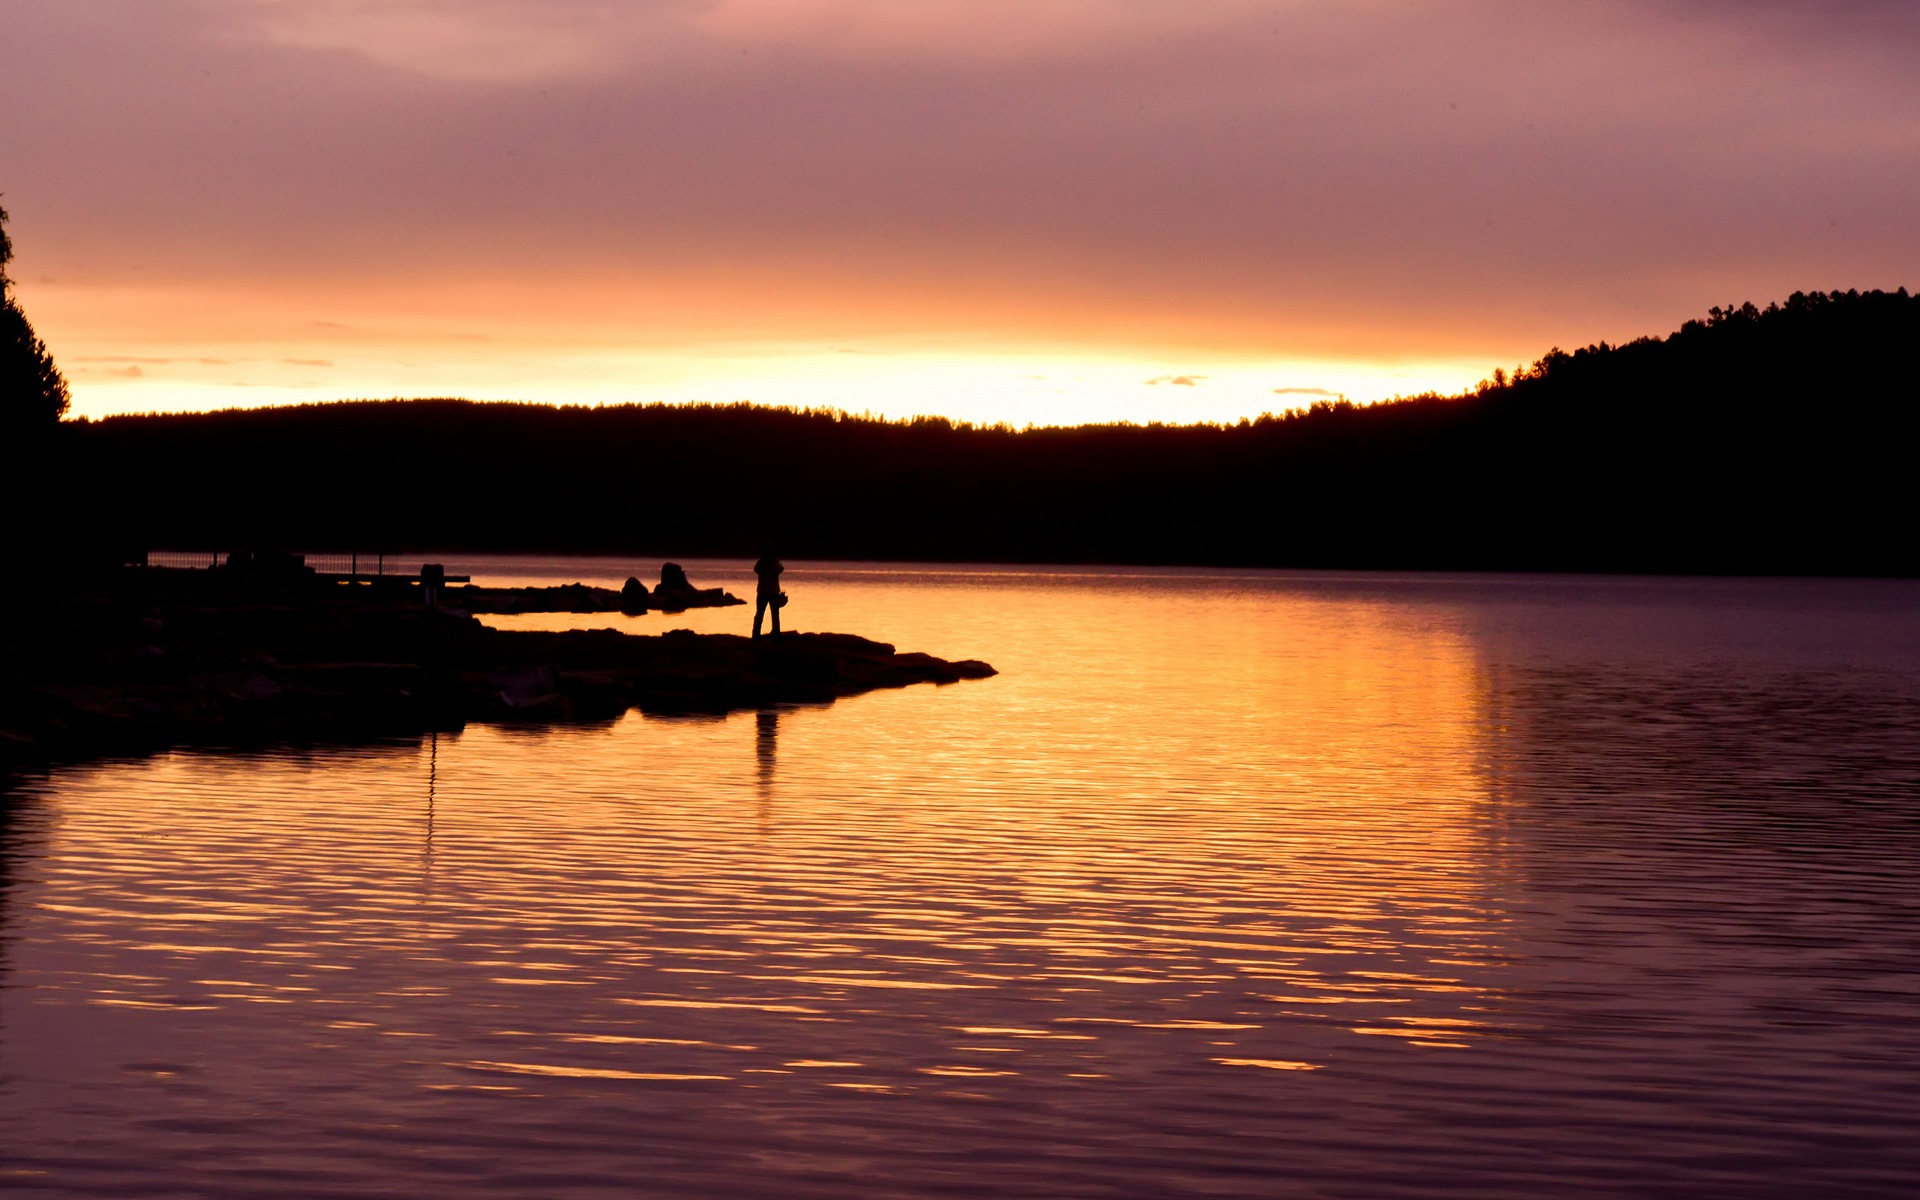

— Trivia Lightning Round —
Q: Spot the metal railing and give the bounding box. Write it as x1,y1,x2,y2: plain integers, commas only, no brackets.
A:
140,550,402,576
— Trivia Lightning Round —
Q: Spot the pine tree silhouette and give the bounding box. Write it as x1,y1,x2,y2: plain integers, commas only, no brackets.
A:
0,199,70,430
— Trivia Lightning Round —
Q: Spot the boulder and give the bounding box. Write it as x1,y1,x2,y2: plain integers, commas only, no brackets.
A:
620,576,650,615
651,563,743,611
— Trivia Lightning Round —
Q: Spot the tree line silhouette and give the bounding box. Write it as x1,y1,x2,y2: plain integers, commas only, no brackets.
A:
21,287,1920,576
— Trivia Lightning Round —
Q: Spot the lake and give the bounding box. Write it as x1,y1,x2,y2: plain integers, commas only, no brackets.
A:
3,562,1918,1198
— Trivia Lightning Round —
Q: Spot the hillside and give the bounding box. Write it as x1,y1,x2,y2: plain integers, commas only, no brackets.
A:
27,288,1920,575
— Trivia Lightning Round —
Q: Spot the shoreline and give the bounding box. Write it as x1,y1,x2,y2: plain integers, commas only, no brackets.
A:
0,570,994,779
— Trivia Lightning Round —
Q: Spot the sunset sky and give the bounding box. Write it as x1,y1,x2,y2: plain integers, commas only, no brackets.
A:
5,0,1916,425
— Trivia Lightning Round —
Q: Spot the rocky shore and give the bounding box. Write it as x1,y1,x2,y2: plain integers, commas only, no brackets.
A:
0,569,994,777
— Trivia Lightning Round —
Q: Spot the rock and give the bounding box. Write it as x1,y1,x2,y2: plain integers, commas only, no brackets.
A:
620,577,650,615
451,576,739,615
490,665,558,708
650,564,746,613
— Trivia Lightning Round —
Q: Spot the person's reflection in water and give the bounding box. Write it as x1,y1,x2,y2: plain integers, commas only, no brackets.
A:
755,709,778,836
752,548,785,640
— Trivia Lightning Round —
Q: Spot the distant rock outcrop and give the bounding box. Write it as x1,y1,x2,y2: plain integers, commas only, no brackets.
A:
453,567,743,615
651,562,736,613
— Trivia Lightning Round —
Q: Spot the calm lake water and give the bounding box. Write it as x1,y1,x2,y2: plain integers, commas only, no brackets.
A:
3,562,1918,1198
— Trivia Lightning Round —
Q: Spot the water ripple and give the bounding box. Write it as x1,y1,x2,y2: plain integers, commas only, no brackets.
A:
1,567,1917,1197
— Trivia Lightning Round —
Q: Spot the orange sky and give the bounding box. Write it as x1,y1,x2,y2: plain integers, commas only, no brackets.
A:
5,1,1917,424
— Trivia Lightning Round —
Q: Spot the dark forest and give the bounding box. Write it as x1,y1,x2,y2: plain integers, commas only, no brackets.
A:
15,288,1918,576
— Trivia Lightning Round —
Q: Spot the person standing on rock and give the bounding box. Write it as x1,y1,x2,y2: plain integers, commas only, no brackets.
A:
752,549,785,640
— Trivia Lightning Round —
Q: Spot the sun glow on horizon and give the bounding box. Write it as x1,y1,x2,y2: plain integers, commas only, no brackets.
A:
9,0,1913,431
27,279,1494,427
54,350,1489,428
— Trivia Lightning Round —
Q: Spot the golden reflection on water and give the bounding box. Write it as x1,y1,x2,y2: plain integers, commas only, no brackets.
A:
10,567,1518,1108
12,568,1920,1196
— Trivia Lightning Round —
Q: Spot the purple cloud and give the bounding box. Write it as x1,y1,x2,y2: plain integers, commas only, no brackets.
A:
2,0,1914,366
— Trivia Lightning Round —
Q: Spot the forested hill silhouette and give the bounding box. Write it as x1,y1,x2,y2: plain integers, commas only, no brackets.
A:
57,288,1920,575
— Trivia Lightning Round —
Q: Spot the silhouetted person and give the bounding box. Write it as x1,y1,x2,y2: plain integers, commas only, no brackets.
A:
752,549,784,639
